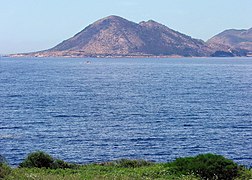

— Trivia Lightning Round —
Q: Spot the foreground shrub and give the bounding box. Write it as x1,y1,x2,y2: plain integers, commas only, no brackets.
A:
19,151,54,168
170,153,240,180
19,151,77,169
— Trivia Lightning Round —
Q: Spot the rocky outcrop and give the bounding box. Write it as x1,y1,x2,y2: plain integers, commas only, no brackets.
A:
207,28,252,56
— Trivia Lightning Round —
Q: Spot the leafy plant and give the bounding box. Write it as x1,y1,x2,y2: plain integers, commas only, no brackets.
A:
19,151,54,168
170,153,240,180
19,151,77,169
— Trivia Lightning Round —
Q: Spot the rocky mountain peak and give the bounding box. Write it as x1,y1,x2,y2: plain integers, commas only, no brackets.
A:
96,15,125,24
139,20,166,28
92,15,137,28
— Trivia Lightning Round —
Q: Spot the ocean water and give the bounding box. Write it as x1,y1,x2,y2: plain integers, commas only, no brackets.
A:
0,57,252,166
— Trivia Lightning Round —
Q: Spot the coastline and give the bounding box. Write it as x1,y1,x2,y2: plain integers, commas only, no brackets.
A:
6,53,252,59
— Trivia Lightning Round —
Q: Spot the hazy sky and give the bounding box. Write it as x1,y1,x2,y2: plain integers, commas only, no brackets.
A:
1,0,252,54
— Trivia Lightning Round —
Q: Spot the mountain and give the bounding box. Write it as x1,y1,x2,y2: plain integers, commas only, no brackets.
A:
16,15,213,57
207,28,252,55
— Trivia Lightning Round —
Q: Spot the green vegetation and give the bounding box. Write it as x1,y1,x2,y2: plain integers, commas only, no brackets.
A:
0,164,11,179
18,151,77,169
168,154,240,180
99,159,154,168
19,151,54,168
0,155,11,179
1,152,252,180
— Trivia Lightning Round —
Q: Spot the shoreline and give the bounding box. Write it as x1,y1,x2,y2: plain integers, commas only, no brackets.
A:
5,54,252,59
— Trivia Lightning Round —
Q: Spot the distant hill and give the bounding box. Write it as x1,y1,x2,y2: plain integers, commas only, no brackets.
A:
14,16,213,58
207,28,252,56
10,16,252,58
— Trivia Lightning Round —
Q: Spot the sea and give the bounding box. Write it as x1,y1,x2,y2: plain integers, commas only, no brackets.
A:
0,57,252,167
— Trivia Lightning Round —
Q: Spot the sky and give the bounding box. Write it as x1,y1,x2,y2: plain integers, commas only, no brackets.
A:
0,0,252,54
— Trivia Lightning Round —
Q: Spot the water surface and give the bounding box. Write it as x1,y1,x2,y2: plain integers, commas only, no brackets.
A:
0,57,252,166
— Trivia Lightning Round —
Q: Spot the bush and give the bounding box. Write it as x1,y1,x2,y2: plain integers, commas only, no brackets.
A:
19,151,54,168
19,151,77,169
170,154,240,180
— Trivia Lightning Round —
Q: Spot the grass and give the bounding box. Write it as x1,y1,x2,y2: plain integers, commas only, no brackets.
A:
4,164,200,180
3,163,252,180
1,152,252,180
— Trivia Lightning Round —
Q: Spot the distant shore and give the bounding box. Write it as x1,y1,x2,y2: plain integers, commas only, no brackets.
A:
6,53,252,58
